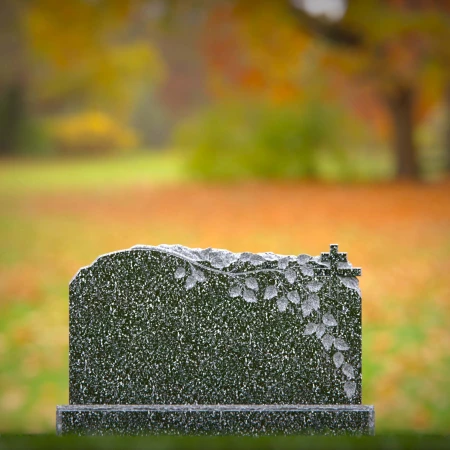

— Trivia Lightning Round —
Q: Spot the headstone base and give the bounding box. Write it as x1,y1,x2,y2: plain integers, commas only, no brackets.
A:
57,404,375,436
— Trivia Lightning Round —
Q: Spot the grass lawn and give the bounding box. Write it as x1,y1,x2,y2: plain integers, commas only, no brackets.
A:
0,152,449,434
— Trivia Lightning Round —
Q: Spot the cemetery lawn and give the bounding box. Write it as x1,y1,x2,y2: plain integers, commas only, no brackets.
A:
0,153,449,434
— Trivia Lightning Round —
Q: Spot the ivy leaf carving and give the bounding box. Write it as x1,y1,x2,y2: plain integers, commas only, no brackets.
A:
285,269,297,284
186,276,196,290
301,299,313,317
315,324,326,338
278,257,290,269
323,313,337,327
308,294,320,311
344,381,356,399
297,254,311,265
277,296,288,312
193,269,206,282
338,276,361,294
321,334,334,351
245,277,259,291
334,338,350,351
307,280,323,293
303,323,318,335
174,267,186,279
300,266,314,277
333,352,344,368
342,363,355,379
287,290,300,304
264,285,278,300
243,289,258,303
229,285,242,298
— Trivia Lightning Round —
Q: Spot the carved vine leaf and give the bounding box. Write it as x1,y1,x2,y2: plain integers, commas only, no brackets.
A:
174,267,186,279
229,285,242,298
315,324,326,338
323,313,338,327
287,290,300,304
243,289,258,303
245,277,259,291
333,352,344,368
277,296,288,312
264,285,278,300
321,334,334,351
285,269,297,284
307,280,323,293
338,276,361,294
301,298,314,317
308,294,320,311
344,381,356,399
342,363,355,379
300,266,314,277
334,337,350,351
185,275,196,290
303,322,318,335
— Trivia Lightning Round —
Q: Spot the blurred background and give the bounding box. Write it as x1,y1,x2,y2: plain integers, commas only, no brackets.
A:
0,0,449,434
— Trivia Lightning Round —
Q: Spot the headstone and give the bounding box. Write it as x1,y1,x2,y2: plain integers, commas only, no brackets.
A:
57,244,374,435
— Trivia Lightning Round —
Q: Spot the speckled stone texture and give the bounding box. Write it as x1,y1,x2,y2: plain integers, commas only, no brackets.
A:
57,244,374,435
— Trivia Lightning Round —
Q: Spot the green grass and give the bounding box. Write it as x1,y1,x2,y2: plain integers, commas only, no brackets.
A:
0,151,187,194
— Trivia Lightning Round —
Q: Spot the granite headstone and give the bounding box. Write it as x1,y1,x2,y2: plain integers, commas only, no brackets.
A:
57,244,374,435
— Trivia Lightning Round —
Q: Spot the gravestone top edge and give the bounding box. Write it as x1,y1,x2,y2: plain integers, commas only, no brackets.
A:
70,243,361,286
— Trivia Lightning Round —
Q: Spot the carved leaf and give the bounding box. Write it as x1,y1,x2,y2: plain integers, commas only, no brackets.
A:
287,290,300,304
321,334,334,351
277,296,288,312
315,324,326,338
344,381,356,399
334,338,350,351
307,280,323,292
229,285,242,298
264,285,278,300
303,323,317,335
285,269,297,284
243,289,258,303
185,276,196,290
250,254,265,265
245,277,259,291
174,267,186,279
333,352,344,368
342,363,355,379
323,313,337,327
300,266,314,277
297,254,311,265
278,257,290,269
338,276,360,293
301,299,313,317
193,269,206,282
308,294,320,311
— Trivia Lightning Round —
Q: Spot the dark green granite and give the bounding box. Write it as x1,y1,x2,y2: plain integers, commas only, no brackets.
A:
58,244,374,435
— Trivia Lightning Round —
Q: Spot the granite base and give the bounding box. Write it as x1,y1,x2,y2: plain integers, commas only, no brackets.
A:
56,404,375,436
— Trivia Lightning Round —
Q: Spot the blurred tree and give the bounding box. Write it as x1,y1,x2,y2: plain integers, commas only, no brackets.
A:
27,0,164,119
198,0,450,179
290,0,450,179
0,0,27,156
0,0,164,156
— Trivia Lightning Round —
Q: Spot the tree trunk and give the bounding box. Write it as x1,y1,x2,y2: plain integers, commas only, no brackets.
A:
445,82,450,175
385,85,420,180
0,82,25,156
0,0,27,157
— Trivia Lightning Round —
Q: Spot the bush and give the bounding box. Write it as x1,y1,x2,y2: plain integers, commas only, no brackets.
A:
174,101,354,180
49,111,138,156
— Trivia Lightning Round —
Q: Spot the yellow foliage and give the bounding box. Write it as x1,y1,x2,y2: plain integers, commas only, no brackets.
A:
49,112,138,155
